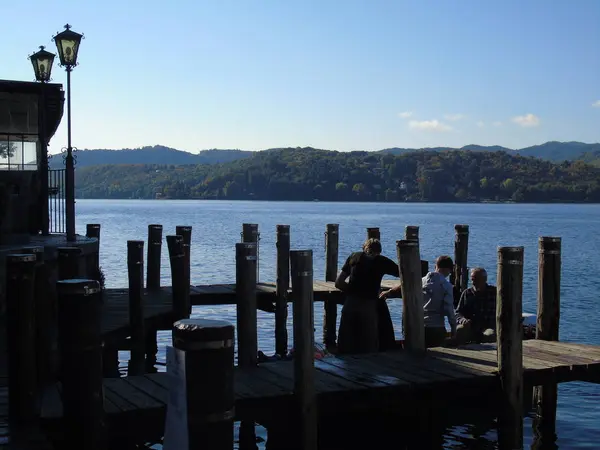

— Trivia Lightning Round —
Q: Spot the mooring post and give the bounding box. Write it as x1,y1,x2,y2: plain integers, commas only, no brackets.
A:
242,223,260,282
167,235,190,320
290,250,318,450
127,240,146,376
175,225,192,311
323,223,339,349
396,240,425,352
164,319,235,450
57,279,106,449
366,227,380,240
6,254,37,424
147,224,163,291
145,224,162,372
236,242,258,367
532,237,561,448
21,246,50,389
57,246,82,280
405,225,429,276
86,223,101,273
452,224,469,304
496,246,524,450
275,225,291,357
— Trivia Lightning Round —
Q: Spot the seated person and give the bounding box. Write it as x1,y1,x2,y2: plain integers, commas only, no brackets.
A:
335,238,399,354
455,267,497,344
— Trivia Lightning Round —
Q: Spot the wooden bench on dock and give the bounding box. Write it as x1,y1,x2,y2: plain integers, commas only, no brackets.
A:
39,340,600,444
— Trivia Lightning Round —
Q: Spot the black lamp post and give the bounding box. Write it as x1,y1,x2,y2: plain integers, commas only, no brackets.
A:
29,46,56,235
53,24,83,242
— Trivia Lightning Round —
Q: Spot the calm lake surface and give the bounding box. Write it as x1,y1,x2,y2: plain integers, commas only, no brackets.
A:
76,199,600,449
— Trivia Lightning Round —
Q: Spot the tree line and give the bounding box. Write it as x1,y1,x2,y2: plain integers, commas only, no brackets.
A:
74,147,600,203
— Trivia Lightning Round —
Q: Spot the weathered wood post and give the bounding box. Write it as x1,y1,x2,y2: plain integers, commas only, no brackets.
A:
127,240,146,376
21,246,50,388
167,235,190,320
452,224,469,304
236,242,258,368
242,223,260,281
396,240,425,351
164,319,235,450
57,246,82,280
275,225,291,357
86,223,101,273
57,279,106,449
366,227,380,240
6,254,37,424
175,225,192,310
532,237,561,448
145,224,162,372
405,225,429,276
290,250,317,450
323,223,339,349
496,246,524,450
146,224,163,290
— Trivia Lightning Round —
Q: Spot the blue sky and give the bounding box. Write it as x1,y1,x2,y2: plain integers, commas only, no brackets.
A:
3,0,599,154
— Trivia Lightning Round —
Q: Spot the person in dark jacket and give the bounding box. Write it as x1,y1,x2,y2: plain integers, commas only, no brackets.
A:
335,238,399,354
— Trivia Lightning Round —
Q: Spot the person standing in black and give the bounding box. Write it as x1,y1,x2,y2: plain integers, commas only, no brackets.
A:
335,238,400,354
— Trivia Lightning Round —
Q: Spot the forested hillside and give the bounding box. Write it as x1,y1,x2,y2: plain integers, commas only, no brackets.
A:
74,147,600,202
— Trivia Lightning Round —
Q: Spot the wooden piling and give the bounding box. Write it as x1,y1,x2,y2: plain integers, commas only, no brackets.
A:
167,235,190,320
496,246,524,450
57,246,82,280
290,249,317,450
146,224,163,290
175,225,192,307
21,246,51,388
6,254,37,423
452,225,469,301
405,225,419,242
396,240,425,352
532,237,561,448
167,318,235,449
86,223,101,274
242,223,260,281
323,223,339,349
57,279,106,449
127,240,145,376
275,225,290,357
366,227,380,240
236,242,258,368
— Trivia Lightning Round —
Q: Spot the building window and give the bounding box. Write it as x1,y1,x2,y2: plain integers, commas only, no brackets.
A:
0,135,38,171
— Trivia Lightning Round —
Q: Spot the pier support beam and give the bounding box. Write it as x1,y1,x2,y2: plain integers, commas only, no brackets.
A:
242,223,260,281
396,240,425,352
275,225,290,357
145,224,162,372
532,237,561,449
175,225,192,315
366,227,380,240
127,240,145,376
57,246,81,280
167,235,190,321
291,249,318,450
496,246,524,450
236,242,258,368
452,224,469,306
57,279,106,450
323,223,339,350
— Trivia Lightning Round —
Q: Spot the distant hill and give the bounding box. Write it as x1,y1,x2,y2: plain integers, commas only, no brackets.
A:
379,141,599,161
49,145,252,169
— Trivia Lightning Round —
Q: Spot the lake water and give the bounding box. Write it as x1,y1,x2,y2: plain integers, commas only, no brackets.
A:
75,199,600,449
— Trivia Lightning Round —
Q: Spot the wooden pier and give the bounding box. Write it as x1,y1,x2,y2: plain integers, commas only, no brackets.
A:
2,222,600,449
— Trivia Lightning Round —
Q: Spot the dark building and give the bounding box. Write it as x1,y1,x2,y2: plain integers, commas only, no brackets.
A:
0,79,65,243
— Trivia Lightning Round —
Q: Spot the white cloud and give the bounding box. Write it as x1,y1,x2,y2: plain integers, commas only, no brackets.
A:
593,100,600,108
444,113,465,121
408,119,453,132
398,111,413,118
511,113,541,127
476,121,485,128
493,121,503,127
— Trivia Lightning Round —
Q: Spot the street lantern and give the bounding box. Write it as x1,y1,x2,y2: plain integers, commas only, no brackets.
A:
53,23,83,242
53,24,83,68
29,46,55,83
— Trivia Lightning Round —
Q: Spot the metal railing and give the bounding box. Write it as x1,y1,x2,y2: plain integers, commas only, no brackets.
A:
48,168,65,233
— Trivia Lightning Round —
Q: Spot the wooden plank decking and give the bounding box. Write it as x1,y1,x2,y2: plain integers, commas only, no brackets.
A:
39,340,600,444
101,280,399,344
